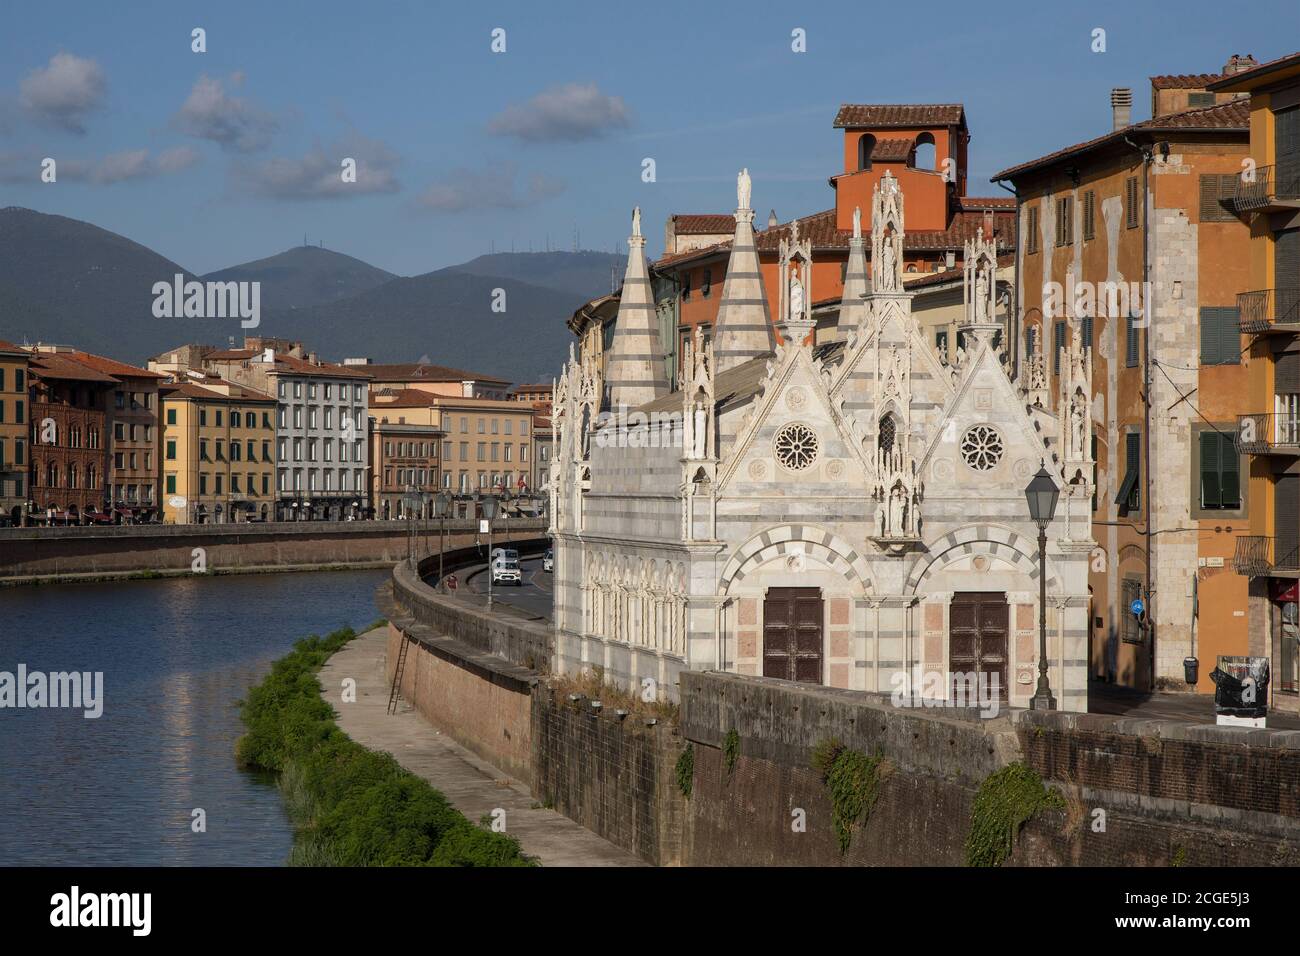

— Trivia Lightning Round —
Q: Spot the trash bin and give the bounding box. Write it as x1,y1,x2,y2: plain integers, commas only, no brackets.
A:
1183,656,1199,685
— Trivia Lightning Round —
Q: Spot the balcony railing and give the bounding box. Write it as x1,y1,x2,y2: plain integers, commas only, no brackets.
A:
1234,535,1300,577
1236,413,1300,454
1238,288,1300,333
1234,164,1300,212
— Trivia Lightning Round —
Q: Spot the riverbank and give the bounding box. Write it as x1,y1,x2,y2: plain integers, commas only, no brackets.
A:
236,623,536,866
322,626,644,866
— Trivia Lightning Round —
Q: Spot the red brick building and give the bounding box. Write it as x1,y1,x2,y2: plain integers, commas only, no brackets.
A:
26,352,117,523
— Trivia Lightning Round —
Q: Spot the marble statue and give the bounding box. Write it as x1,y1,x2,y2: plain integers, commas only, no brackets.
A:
737,168,751,210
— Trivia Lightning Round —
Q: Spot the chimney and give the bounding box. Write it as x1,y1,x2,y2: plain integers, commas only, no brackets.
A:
261,347,274,363
1223,53,1258,76
308,352,319,365
1111,88,1132,131
982,209,995,239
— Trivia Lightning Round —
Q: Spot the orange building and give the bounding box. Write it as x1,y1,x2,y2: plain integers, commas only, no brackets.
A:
1207,51,1300,712
994,77,1252,695
653,104,1016,370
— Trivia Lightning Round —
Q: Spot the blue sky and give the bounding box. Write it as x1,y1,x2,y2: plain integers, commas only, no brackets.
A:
2,0,1296,276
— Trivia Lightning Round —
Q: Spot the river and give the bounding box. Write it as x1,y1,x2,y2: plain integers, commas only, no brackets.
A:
0,569,387,866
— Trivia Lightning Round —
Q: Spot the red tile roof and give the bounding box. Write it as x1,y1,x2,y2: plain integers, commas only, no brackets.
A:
1207,52,1300,91
29,353,119,383
670,214,735,234
654,205,1015,270
992,100,1249,181
66,350,166,380
363,362,509,384
957,196,1017,211
1150,73,1225,89
870,138,915,162
833,104,965,129
160,381,275,403
0,339,26,354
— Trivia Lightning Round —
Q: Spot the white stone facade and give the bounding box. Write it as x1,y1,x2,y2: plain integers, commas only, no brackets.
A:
551,173,1095,711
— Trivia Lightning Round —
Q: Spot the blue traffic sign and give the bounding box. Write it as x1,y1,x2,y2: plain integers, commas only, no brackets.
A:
1130,598,1145,616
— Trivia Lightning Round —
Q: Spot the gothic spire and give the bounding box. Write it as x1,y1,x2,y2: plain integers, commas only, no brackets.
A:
603,206,667,410
836,205,870,340
714,168,776,372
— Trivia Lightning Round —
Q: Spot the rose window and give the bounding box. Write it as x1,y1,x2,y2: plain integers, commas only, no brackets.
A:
774,423,819,471
960,425,1004,471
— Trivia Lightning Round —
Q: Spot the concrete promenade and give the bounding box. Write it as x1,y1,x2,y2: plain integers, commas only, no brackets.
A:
319,626,644,867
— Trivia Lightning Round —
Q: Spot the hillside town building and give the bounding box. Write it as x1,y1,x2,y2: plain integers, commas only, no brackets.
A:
551,171,1094,710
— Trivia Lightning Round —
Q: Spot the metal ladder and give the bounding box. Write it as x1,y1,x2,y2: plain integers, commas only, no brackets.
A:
387,633,412,715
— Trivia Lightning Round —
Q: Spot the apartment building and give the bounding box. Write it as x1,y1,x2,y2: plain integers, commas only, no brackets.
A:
369,388,535,513
351,361,511,400
369,419,444,520
994,78,1252,694
0,341,28,525
160,377,277,523
202,340,372,520
26,352,116,523
1209,52,1300,711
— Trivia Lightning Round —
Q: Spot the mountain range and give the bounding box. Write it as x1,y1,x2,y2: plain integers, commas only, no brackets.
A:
0,207,623,384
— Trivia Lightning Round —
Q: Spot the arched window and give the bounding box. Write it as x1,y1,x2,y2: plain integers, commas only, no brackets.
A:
857,134,876,171
878,414,897,454
47,462,58,487
913,132,937,171
86,464,95,488
66,464,76,488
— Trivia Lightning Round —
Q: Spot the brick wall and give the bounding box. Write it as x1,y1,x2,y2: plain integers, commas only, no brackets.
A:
531,688,686,866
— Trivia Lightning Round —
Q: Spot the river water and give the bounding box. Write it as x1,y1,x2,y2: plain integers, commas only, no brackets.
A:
0,569,387,866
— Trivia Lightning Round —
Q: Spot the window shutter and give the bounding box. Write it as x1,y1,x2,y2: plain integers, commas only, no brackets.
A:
1083,191,1096,240
1054,321,1066,373
1082,314,1094,349
1199,175,1237,222
1200,432,1221,508
1276,348,1300,395
1126,315,1140,366
1221,434,1240,508
1276,474,1300,567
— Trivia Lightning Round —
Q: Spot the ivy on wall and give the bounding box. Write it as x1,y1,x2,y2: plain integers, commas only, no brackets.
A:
676,744,694,799
811,739,890,854
965,762,1065,867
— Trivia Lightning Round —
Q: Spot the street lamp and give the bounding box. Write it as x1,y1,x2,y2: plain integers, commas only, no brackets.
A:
433,490,452,583
1025,464,1061,711
401,485,423,570
479,492,500,609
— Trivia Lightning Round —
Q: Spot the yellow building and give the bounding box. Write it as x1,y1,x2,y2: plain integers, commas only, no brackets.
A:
160,378,277,523
1210,52,1300,710
0,340,29,525
369,388,535,512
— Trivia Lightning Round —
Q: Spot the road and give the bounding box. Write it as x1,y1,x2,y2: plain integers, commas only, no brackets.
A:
465,555,554,621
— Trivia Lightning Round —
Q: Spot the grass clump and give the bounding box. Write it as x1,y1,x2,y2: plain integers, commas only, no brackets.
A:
723,729,740,774
811,739,890,853
237,624,535,867
675,744,695,799
965,762,1065,867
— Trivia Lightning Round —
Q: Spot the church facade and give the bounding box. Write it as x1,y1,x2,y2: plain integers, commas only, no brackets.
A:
549,171,1095,712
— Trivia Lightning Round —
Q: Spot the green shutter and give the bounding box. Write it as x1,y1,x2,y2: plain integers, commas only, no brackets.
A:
1200,432,1221,508
1221,434,1240,508
1126,315,1139,366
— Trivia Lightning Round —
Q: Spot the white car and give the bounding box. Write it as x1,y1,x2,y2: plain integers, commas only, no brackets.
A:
491,555,522,586
543,550,554,573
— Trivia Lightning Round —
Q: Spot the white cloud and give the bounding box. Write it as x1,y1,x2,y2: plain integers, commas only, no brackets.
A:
233,132,400,199
0,147,199,185
414,164,564,213
173,74,278,152
488,82,629,142
19,53,107,133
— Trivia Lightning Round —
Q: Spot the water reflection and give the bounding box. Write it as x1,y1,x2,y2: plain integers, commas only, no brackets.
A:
0,569,386,866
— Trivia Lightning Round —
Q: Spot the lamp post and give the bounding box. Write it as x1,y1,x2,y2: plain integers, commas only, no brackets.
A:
1025,465,1061,711
402,485,423,570
479,492,500,609
433,490,451,583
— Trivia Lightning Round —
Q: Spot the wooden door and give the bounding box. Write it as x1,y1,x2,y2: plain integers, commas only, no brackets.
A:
763,587,823,683
948,592,1009,702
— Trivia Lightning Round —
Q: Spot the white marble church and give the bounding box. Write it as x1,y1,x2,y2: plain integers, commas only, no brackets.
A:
548,171,1095,711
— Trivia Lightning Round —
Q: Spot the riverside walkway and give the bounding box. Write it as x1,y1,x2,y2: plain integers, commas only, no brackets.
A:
319,626,644,867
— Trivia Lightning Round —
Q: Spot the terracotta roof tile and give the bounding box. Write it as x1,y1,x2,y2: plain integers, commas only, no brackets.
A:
66,350,166,380
29,353,119,383
1207,52,1300,91
833,104,965,128
992,100,1249,181
870,138,915,162
1150,73,1225,89
670,214,735,234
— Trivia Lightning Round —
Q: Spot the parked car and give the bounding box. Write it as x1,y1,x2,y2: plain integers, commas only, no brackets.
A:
543,549,554,572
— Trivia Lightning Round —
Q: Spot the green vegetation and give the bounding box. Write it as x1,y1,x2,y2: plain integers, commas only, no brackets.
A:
1172,845,1187,867
675,744,695,799
723,729,740,774
965,762,1065,867
236,624,534,867
811,739,890,853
